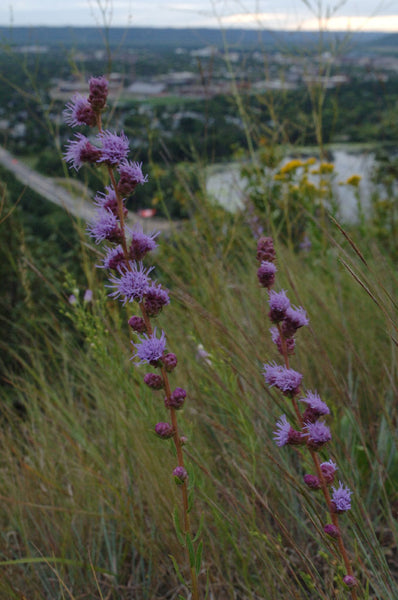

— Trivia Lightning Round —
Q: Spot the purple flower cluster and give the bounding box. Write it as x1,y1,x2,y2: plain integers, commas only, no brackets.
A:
257,236,355,585
63,76,189,487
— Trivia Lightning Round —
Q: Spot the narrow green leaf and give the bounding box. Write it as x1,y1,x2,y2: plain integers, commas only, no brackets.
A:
186,533,195,568
168,554,186,586
172,507,185,546
193,513,205,543
195,540,203,574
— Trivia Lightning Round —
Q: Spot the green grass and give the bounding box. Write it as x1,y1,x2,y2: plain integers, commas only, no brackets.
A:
1,194,397,598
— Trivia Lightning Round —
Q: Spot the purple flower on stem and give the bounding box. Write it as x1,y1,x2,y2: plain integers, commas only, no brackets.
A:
343,575,358,588
64,133,102,170
320,459,338,484
163,353,178,372
144,283,170,317
273,415,303,446
128,225,159,261
331,481,352,512
128,315,147,333
324,523,340,539
299,391,330,422
108,262,153,304
257,261,277,289
96,130,129,166
100,245,126,271
63,93,97,127
165,387,186,409
87,209,121,244
263,362,303,397
117,160,148,195
155,422,174,439
132,328,167,366
304,420,332,449
94,187,127,218
144,373,164,390
303,474,321,490
268,289,291,323
281,306,309,338
173,466,188,484
88,75,109,110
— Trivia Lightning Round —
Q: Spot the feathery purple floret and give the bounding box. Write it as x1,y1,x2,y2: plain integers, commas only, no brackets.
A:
88,75,109,109
128,225,159,261
273,415,291,446
118,160,148,195
257,261,277,288
108,262,153,304
132,328,167,365
299,391,330,416
87,209,120,244
144,283,170,317
100,245,126,270
282,305,309,337
263,362,303,396
304,420,332,448
268,289,291,322
63,93,97,127
64,133,102,170
320,459,338,484
331,481,352,512
96,130,129,165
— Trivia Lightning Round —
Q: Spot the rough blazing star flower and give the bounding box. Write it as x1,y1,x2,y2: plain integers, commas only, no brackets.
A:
320,459,338,483
94,187,127,218
128,315,146,333
273,415,303,446
128,225,159,261
165,387,186,409
63,93,97,127
324,523,340,539
100,245,126,271
64,133,102,170
173,465,188,484
263,362,302,396
257,261,277,289
304,420,332,449
282,306,309,338
132,328,167,365
155,422,174,439
256,236,276,262
96,130,129,166
268,289,291,322
87,208,121,244
88,75,109,110
108,262,153,304
343,575,357,588
331,481,352,512
118,160,148,195
299,391,330,421
144,283,170,317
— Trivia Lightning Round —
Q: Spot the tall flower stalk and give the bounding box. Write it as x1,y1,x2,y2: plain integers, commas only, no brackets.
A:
63,76,200,599
257,236,359,597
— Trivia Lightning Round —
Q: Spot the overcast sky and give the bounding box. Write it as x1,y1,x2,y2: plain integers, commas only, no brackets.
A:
1,0,397,31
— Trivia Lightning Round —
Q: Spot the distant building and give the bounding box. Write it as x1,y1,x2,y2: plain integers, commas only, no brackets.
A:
126,81,166,97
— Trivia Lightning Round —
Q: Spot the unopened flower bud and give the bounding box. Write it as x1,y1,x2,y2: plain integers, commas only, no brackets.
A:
257,261,277,289
303,474,321,490
256,236,276,262
163,353,178,372
144,373,164,390
173,466,188,484
128,315,146,333
343,575,358,589
155,422,174,439
324,524,340,539
165,387,186,409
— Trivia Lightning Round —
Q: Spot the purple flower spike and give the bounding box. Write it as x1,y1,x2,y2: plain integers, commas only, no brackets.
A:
268,289,291,323
108,262,153,304
257,261,277,289
263,362,302,397
331,481,352,513
282,306,309,338
118,160,149,195
299,391,330,422
88,76,109,110
96,130,129,166
320,459,338,484
273,415,303,447
87,209,121,244
173,466,188,484
132,328,167,366
155,422,174,439
63,93,97,127
343,575,358,588
64,133,102,170
303,420,332,449
324,523,340,539
128,225,159,261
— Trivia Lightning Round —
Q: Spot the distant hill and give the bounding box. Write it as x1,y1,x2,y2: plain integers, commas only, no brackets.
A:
0,26,389,52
